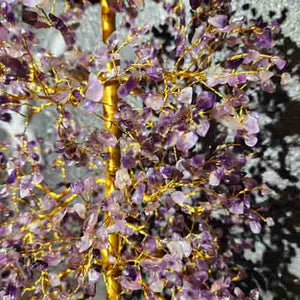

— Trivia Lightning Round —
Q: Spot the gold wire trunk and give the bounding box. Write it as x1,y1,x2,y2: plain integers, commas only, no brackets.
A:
100,1,121,299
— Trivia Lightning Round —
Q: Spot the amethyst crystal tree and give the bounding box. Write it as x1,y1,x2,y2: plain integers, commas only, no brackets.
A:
0,0,289,299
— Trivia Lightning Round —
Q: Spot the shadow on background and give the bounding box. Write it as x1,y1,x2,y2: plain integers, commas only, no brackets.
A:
228,6,300,300
152,4,300,299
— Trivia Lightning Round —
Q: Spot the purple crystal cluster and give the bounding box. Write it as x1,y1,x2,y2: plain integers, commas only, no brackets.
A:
0,0,289,299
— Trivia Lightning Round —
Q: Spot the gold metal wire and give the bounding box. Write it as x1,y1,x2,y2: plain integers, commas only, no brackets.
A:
100,1,121,299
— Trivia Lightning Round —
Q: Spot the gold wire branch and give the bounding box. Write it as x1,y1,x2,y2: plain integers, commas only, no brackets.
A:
0,2,280,298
